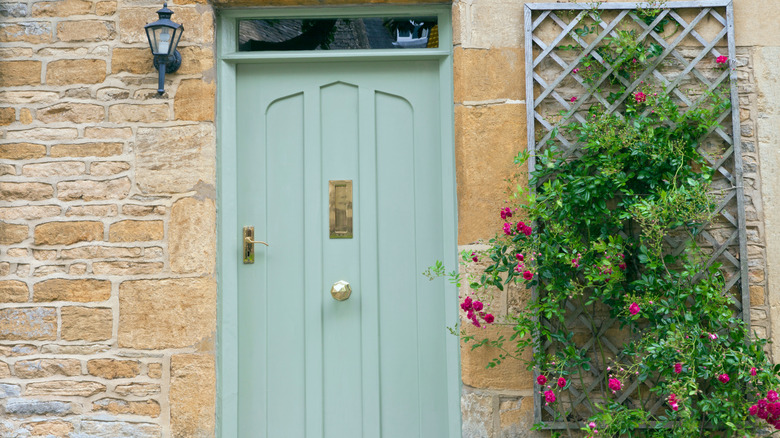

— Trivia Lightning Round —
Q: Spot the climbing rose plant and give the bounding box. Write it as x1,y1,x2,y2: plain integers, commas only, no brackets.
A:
430,12,780,437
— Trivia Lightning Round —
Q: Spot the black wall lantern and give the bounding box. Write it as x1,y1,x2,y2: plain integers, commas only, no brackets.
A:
145,2,183,95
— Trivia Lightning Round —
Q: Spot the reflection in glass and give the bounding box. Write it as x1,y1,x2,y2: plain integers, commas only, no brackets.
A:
238,17,439,51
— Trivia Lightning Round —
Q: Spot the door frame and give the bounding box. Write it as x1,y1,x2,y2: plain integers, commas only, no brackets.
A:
216,6,459,436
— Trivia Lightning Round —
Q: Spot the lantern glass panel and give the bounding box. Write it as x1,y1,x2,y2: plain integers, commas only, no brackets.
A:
147,25,177,55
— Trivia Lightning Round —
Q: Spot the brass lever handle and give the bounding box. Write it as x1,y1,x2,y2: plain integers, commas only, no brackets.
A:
244,237,269,246
243,226,268,264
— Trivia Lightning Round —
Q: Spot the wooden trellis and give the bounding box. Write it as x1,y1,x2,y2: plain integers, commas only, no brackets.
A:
523,1,748,428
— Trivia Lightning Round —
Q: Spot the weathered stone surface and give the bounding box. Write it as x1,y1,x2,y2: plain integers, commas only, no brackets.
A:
751,285,765,305
33,249,56,260
111,47,152,74
0,61,41,86
21,420,74,437
57,177,131,201
70,264,87,275
174,79,215,121
0,47,33,57
0,107,15,125
46,59,106,85
0,91,57,104
0,205,60,220
119,7,213,44
0,344,37,356
65,204,117,217
90,161,130,176
32,0,91,16
22,161,86,177
123,205,165,216
0,383,21,398
26,380,105,397
0,262,9,276
33,279,111,302
84,127,132,139
92,261,163,275
0,307,56,341
4,399,71,416
61,245,142,260
171,354,216,438
0,22,51,44
79,420,161,438
95,1,116,15
461,389,495,438
37,103,104,124
61,306,112,341
454,47,525,103
33,265,67,277
93,398,160,417
499,397,544,438
97,87,130,100
40,344,108,355
0,182,53,202
461,323,533,391
0,361,9,378
455,104,527,244
14,358,82,379
108,103,169,123
0,142,45,159
178,46,214,74
119,278,216,349
50,142,123,157
87,359,140,379
109,220,164,242
0,280,28,302
0,164,15,175
34,221,103,245
148,362,162,378
57,20,113,42
6,127,78,141
170,197,215,274
0,3,28,17
0,222,28,244
114,383,160,397
462,2,524,49
7,248,27,257
135,124,215,193
19,108,32,124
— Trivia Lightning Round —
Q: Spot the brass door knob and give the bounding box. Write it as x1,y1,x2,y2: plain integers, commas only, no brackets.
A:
243,226,268,264
331,280,352,301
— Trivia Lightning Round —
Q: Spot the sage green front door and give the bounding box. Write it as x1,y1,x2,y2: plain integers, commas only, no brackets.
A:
235,59,457,437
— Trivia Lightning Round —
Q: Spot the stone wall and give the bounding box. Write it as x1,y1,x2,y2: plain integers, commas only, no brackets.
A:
454,0,780,436
0,0,217,435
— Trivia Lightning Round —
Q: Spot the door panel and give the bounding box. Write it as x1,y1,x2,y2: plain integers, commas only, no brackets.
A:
236,60,451,437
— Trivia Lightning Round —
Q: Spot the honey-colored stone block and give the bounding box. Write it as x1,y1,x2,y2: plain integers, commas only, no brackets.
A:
14,358,82,378
455,104,527,244
148,362,162,378
119,7,213,44
21,421,74,437
34,221,103,245
0,47,33,57
0,222,28,245
0,107,15,125
0,280,28,302
0,182,53,201
751,285,765,306
32,0,91,16
0,143,45,159
65,205,118,217
22,161,86,177
26,380,106,397
84,127,132,139
33,279,111,302
0,307,56,341
454,47,525,103
37,103,104,124
60,245,142,259
115,383,160,397
461,390,495,438
0,205,61,221
46,59,106,85
119,278,216,349
135,124,216,193
19,108,32,124
170,197,215,274
57,177,131,201
87,359,141,379
174,79,215,121
0,22,52,44
178,46,214,74
92,398,160,417
170,354,216,438
0,91,58,104
461,323,533,391
463,2,524,49
0,361,10,378
95,1,116,15
50,142,123,158
6,127,78,141
0,61,42,87
56,20,114,42
109,220,164,242
93,261,164,275
90,161,130,176
108,104,169,123
111,47,153,74
61,306,112,341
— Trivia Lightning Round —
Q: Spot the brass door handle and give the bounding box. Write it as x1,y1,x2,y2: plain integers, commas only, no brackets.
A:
243,226,268,264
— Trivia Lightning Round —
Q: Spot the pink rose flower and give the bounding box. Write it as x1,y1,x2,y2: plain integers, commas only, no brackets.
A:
537,375,547,386
544,390,556,404
461,297,472,311
768,390,779,402
674,363,682,374
483,313,494,324
571,96,577,103
523,271,534,281
718,373,730,384
516,253,524,262
634,91,647,103
716,55,728,64
472,301,484,312
629,302,640,316
557,377,567,388
608,378,622,392
751,367,758,376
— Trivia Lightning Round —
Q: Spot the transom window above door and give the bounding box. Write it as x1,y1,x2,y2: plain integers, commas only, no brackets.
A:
238,17,439,51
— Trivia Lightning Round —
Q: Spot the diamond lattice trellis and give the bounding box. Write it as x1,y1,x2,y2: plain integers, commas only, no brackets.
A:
523,1,748,428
